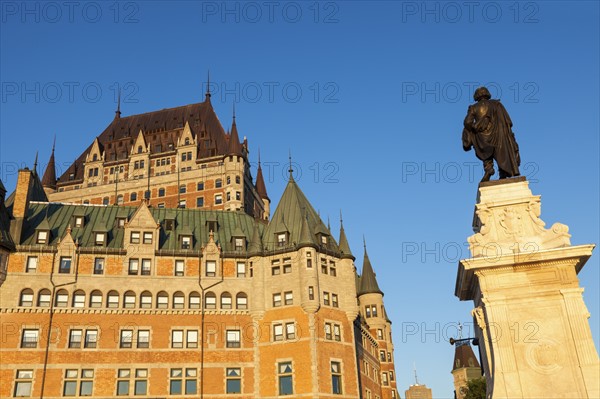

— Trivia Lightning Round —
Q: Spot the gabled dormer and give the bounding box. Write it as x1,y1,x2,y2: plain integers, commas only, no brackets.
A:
231,222,246,251
315,221,330,246
35,218,52,245
71,208,86,229
131,129,148,155
93,221,110,247
178,224,193,250
206,216,218,235
124,201,160,250
178,121,196,147
84,138,104,185
86,138,103,163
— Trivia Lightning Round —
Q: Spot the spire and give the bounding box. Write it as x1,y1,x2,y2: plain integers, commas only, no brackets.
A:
205,70,212,103
42,137,57,189
338,211,354,259
255,149,269,201
33,151,39,175
228,104,243,156
358,240,383,296
115,89,121,119
288,151,294,181
298,212,317,247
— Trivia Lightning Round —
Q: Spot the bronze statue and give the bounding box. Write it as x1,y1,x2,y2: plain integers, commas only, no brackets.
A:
462,87,521,182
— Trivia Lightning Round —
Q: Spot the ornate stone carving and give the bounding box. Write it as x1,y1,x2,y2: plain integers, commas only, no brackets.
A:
468,180,571,258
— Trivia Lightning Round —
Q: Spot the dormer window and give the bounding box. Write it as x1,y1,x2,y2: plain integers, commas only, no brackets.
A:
95,233,106,246
92,154,98,161
74,216,84,228
137,146,143,154
143,232,153,245
206,219,218,233
320,235,328,245
184,138,190,145
59,257,72,274
36,231,49,244
277,233,288,247
116,218,126,228
181,236,192,250
234,238,245,251
69,173,75,180
164,219,175,231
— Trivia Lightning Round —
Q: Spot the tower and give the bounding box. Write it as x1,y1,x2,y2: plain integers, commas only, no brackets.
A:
451,340,481,399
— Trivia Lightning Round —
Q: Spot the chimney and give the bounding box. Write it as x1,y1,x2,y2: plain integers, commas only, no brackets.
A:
10,168,35,243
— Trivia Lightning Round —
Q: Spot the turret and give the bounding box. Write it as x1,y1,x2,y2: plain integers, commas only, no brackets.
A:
41,138,57,196
255,151,270,220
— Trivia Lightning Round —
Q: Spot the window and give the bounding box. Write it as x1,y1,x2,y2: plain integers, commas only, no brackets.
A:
137,330,149,348
116,369,130,395
38,289,51,307
286,322,296,339
21,329,38,348
173,292,185,309
73,290,85,308
59,257,72,273
172,330,184,348
325,323,332,340
116,195,124,205
204,292,216,309
139,291,152,309
187,330,198,348
157,292,168,309
85,330,98,348
321,258,328,274
14,370,33,397
226,192,231,202
278,362,293,395
55,289,68,307
372,305,378,317
226,330,241,348
333,324,341,341
128,259,139,275
284,291,293,305
215,194,223,205
130,232,140,244
271,261,281,275
175,260,185,276
179,184,186,194
158,188,165,197
94,258,104,274
69,329,82,348
330,261,337,276
273,324,284,341
116,369,148,395
107,291,119,308
332,293,339,308
37,230,48,244
324,292,330,306
382,372,389,386
236,293,248,309
236,175,241,184
234,237,244,251
197,182,204,190
143,232,152,244
365,306,371,318
102,197,109,205
226,368,241,394
277,233,286,246
141,259,151,275
387,352,392,362
389,371,395,381
377,329,383,339
380,350,386,362
331,362,342,394
273,293,282,307
120,330,133,348
236,262,246,277
189,292,201,309
308,286,314,300
215,179,222,188
221,292,232,309
181,236,192,249
169,368,197,395
26,256,38,272
196,197,204,207
283,258,292,274
19,289,33,306
227,176,231,185
130,192,137,201
205,260,216,277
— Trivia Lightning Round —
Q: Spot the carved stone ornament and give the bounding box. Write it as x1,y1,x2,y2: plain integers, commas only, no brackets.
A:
468,179,571,258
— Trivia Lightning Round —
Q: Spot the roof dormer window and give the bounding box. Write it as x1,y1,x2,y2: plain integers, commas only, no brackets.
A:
277,233,288,247
73,215,85,228
234,237,245,251
163,219,175,231
95,232,106,246
36,231,49,244
180,236,192,250
321,235,328,245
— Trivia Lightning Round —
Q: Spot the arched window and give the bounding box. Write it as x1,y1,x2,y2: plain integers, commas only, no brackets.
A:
92,154,98,161
37,289,51,307
90,290,102,308
140,291,152,309
55,289,69,307
205,292,216,309
138,146,143,154
220,292,232,309
173,291,185,309
157,291,168,309
185,138,190,145
130,192,137,201
236,292,248,310
117,195,124,205
72,290,85,308
107,290,119,308
124,291,136,308
19,289,34,307
102,197,109,205
189,291,201,309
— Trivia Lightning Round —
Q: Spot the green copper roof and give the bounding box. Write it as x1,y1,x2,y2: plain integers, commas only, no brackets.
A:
358,245,383,296
338,221,354,260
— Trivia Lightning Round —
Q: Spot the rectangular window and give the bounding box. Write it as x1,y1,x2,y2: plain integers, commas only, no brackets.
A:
325,323,333,340
205,260,216,277
117,370,130,395
120,330,133,348
333,324,341,341
137,330,149,348
277,233,286,246
74,216,84,227
380,350,386,362
143,232,153,244
365,306,371,318
14,370,33,397
134,369,148,395
377,329,383,339
283,258,292,273
169,368,197,394
130,231,140,244
215,179,222,188
59,257,72,274
181,236,192,249
331,361,342,394
372,305,378,317
332,293,339,308
382,372,389,386
215,194,223,205
197,182,204,190
273,293,282,307
278,362,293,395
85,330,98,348
226,330,241,348
284,291,293,305
286,322,296,339
308,286,314,300
226,368,241,394
93,258,104,275
234,238,244,251
21,329,38,348
175,260,185,276
178,199,186,208
389,371,395,381
196,197,204,207
63,370,78,396
273,324,284,341
323,292,330,306
236,262,246,277
321,258,328,274
330,261,337,276
95,232,105,246
141,259,151,275
37,230,48,244
306,258,312,268
69,329,82,348
26,256,38,272
128,259,139,275
172,330,183,348
187,330,198,348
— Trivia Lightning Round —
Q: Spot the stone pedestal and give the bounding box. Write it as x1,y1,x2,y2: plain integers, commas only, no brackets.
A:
455,178,599,399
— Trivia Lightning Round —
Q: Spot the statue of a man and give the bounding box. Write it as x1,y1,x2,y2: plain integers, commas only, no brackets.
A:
462,87,521,182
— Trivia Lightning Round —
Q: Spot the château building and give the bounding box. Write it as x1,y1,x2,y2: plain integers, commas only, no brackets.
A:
0,91,399,398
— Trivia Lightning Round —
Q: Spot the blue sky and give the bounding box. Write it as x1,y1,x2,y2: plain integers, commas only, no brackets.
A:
1,1,598,396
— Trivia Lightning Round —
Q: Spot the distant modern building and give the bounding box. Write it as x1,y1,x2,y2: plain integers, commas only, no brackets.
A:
0,89,399,398
451,341,481,399
405,383,433,399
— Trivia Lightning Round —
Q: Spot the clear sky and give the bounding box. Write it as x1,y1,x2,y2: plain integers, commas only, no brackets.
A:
1,1,598,396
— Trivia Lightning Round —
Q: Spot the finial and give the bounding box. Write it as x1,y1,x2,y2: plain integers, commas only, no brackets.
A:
33,151,39,173
340,210,343,225
115,88,121,119
327,216,331,231
288,150,293,177
52,135,56,153
414,362,419,385
205,70,211,100
232,102,236,122
257,148,261,166
457,322,463,339
363,235,366,249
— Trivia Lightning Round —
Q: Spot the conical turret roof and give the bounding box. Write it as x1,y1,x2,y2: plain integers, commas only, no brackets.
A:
42,142,57,189
452,342,481,370
358,245,383,296
338,218,354,260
